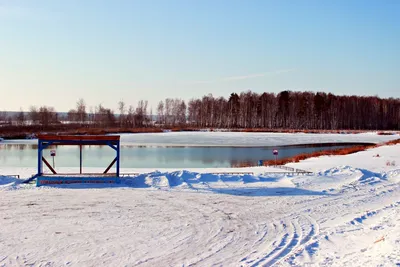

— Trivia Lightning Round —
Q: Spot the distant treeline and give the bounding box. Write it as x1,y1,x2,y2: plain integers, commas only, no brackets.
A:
1,91,399,131
186,91,399,130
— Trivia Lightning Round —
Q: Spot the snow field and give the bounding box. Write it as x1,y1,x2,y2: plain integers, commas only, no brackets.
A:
0,144,399,266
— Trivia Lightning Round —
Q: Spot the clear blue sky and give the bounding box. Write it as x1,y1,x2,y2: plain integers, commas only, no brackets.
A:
0,0,399,112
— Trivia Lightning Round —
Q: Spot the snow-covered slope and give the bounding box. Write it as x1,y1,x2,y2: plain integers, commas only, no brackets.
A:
0,145,399,266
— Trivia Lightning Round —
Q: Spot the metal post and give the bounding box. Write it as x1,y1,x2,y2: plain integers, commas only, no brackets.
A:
38,140,42,175
116,141,120,177
80,145,82,174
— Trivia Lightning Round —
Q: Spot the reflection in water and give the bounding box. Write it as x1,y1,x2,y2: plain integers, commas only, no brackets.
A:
0,143,360,168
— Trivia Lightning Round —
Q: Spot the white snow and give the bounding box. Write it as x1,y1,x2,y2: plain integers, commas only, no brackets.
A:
1,131,399,146
0,144,399,266
119,132,400,146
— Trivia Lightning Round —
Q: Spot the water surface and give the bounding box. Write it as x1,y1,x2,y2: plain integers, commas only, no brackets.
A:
0,143,363,169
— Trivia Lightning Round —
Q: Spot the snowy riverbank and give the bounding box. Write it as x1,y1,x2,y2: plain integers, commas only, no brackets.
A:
0,144,399,266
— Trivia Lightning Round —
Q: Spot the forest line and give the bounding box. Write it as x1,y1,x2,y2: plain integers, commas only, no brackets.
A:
1,90,399,131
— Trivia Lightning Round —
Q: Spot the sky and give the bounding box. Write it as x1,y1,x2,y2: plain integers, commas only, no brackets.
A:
0,0,399,112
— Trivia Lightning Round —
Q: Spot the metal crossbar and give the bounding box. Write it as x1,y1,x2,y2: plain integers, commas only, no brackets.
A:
268,165,312,174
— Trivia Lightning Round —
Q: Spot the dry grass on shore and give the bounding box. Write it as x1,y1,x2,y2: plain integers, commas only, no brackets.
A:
261,139,400,167
233,139,400,168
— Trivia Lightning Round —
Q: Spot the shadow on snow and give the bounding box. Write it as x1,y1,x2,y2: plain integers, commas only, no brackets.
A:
27,170,332,197
203,186,330,197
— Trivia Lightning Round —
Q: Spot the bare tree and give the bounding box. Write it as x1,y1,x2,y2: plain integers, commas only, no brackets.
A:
88,106,94,127
16,108,25,126
76,98,87,125
37,106,57,127
164,98,173,126
29,106,40,125
0,111,6,125
177,100,186,125
94,104,115,127
118,100,126,127
68,109,77,123
156,101,165,125
149,107,153,126
134,100,148,127
126,105,135,127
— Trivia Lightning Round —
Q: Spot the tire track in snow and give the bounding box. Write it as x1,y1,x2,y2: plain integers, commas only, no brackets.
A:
286,215,321,266
289,199,400,266
244,219,299,267
286,186,399,266
302,216,318,244
261,219,302,267
241,215,320,267
163,200,222,265
149,191,249,266
349,200,400,225
185,198,256,266
250,221,297,267
241,222,280,265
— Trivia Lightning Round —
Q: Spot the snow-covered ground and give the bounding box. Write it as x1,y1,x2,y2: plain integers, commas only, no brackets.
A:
0,144,399,266
1,131,399,147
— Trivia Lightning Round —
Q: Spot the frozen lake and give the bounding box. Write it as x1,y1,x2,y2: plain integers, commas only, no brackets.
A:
0,143,363,168
1,132,396,168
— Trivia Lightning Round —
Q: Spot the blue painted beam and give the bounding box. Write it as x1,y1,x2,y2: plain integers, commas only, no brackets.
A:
41,141,53,150
37,140,42,175
107,142,118,151
116,141,120,177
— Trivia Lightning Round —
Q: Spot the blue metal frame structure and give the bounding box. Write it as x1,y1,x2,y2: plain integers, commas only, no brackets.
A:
33,135,121,186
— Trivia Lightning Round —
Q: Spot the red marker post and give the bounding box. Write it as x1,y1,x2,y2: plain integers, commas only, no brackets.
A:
273,149,278,166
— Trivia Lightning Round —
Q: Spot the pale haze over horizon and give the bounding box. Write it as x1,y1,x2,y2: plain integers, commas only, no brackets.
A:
0,0,399,112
